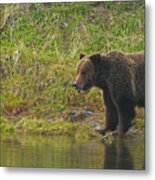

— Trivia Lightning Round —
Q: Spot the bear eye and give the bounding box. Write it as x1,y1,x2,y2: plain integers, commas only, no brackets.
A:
81,71,86,76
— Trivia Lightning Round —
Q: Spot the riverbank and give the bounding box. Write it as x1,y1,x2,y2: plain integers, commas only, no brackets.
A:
1,107,144,142
1,2,144,141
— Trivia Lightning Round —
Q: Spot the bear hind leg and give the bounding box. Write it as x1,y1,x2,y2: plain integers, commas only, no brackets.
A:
117,98,135,135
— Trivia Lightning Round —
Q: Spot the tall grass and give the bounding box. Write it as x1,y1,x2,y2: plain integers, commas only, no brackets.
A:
0,1,144,120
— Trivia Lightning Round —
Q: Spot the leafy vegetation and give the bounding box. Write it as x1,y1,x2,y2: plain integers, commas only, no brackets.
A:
0,1,144,137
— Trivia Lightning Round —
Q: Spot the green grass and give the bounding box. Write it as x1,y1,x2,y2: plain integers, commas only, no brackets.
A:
0,1,144,135
0,116,102,141
0,116,16,133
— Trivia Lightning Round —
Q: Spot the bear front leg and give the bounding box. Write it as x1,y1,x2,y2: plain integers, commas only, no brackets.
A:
100,90,119,135
117,98,135,135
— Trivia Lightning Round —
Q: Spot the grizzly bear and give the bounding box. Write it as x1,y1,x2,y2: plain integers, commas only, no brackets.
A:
72,51,144,135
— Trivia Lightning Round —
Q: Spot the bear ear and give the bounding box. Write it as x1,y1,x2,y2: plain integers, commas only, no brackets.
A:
90,53,101,64
79,53,86,59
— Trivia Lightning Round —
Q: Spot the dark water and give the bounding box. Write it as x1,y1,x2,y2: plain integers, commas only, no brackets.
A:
0,134,145,170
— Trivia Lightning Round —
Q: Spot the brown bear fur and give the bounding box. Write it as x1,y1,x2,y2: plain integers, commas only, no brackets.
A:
73,51,145,135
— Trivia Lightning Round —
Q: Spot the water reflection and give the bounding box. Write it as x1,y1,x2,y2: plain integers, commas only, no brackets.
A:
104,136,145,170
0,134,144,170
104,138,133,169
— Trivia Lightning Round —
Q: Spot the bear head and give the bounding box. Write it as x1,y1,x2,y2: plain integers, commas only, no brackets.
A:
72,53,101,91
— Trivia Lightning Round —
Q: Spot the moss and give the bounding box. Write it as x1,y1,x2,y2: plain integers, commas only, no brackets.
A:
0,116,16,133
16,118,77,135
0,116,102,141
133,118,145,130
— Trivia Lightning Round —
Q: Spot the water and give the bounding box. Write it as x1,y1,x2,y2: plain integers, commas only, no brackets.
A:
0,134,144,170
